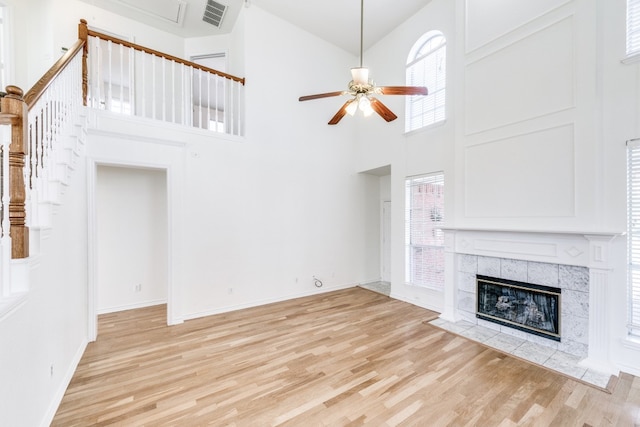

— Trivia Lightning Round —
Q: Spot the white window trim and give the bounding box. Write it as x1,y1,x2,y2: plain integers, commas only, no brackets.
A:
626,138,640,337
405,31,446,133
626,0,640,61
404,172,445,291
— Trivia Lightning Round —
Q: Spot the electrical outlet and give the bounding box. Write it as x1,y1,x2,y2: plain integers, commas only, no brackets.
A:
228,288,233,295
135,283,142,292
50,365,54,377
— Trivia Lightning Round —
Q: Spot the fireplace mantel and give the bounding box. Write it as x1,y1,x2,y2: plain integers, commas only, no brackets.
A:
440,227,622,375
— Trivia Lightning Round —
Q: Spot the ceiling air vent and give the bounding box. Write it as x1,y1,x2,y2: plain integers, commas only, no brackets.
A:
203,0,227,28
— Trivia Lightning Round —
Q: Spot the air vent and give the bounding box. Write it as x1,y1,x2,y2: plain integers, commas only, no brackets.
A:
203,0,227,28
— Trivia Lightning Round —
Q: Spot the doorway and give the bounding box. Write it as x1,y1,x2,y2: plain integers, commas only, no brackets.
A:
89,164,170,340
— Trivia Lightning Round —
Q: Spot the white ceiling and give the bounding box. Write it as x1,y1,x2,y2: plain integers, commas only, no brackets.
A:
79,0,433,55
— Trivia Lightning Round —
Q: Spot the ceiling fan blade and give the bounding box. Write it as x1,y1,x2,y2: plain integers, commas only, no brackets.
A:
370,97,398,122
378,86,428,96
299,91,346,102
328,100,353,125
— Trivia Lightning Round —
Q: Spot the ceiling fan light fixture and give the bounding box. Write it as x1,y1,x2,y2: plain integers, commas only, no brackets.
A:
346,99,358,116
351,67,369,86
358,95,374,116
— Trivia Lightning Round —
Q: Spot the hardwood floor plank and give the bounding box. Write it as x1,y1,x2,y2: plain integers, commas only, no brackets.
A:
52,288,640,426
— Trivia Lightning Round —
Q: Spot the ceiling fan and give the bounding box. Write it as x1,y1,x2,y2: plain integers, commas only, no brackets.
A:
298,0,429,125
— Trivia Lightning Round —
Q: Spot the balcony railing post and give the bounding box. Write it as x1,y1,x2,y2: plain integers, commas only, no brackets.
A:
79,19,89,107
1,86,29,259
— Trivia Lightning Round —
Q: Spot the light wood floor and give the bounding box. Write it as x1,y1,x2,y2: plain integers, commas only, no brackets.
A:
52,288,640,426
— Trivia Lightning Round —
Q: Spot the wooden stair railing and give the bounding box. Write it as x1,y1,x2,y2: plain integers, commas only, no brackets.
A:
0,19,246,260
1,87,29,258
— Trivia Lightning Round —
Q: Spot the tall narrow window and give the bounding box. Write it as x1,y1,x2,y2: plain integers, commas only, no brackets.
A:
627,0,640,58
405,173,445,290
405,31,446,132
627,141,640,337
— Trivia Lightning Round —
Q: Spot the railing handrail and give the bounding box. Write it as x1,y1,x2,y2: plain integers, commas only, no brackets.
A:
23,39,86,110
82,20,245,85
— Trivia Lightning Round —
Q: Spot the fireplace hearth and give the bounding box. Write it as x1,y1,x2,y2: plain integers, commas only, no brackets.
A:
476,275,561,342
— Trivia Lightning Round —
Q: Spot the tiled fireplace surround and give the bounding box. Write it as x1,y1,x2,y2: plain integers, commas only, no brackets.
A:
439,229,619,376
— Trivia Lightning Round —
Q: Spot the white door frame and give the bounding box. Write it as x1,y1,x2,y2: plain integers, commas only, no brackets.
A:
381,200,391,282
86,157,179,341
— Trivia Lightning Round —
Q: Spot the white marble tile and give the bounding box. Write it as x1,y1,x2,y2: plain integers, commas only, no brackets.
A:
459,325,500,343
430,318,448,327
543,351,587,379
446,320,475,334
459,254,478,274
457,290,476,314
430,318,604,389
559,265,589,292
458,310,477,324
485,332,526,353
526,333,559,351
458,272,476,293
478,256,501,277
500,325,529,340
581,369,612,389
512,341,556,365
558,339,587,358
500,258,528,282
477,318,502,331
527,261,559,287
562,289,589,318
561,314,589,345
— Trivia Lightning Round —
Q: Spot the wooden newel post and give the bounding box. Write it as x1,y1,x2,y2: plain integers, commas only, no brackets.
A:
1,86,29,259
79,19,89,107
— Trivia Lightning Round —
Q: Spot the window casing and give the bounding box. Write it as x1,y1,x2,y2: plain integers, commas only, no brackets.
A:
627,141,640,337
405,31,446,132
405,173,445,290
627,0,640,59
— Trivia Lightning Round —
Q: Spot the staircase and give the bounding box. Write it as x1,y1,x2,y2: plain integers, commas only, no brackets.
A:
0,19,245,319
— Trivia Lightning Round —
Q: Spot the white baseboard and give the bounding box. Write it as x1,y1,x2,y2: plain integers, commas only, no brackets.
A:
182,282,357,322
97,299,168,315
390,292,441,313
40,337,88,427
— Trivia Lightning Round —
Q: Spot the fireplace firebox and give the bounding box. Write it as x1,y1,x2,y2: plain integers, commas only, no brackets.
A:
476,275,561,341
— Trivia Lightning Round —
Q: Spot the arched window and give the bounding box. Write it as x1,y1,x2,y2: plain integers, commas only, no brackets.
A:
406,31,446,132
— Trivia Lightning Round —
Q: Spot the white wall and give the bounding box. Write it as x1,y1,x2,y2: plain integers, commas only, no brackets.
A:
600,0,640,376
96,165,168,313
355,0,640,375
3,1,640,426
356,0,456,312
0,152,88,427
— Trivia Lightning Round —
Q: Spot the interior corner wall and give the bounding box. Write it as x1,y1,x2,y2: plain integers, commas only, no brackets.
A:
353,0,456,311
2,0,54,90
51,0,187,64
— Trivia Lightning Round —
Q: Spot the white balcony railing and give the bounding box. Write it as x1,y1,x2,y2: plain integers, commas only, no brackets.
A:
85,26,245,137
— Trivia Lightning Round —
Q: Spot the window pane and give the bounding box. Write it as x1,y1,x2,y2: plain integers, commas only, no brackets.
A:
628,0,640,56
627,142,640,336
406,31,446,132
405,173,445,290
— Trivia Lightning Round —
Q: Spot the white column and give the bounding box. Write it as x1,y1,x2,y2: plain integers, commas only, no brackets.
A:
440,229,460,322
580,234,618,375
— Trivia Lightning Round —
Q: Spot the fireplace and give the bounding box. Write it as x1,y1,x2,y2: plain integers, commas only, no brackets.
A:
476,275,561,342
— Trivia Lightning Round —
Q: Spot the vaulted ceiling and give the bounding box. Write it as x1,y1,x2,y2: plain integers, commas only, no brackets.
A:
78,0,433,55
